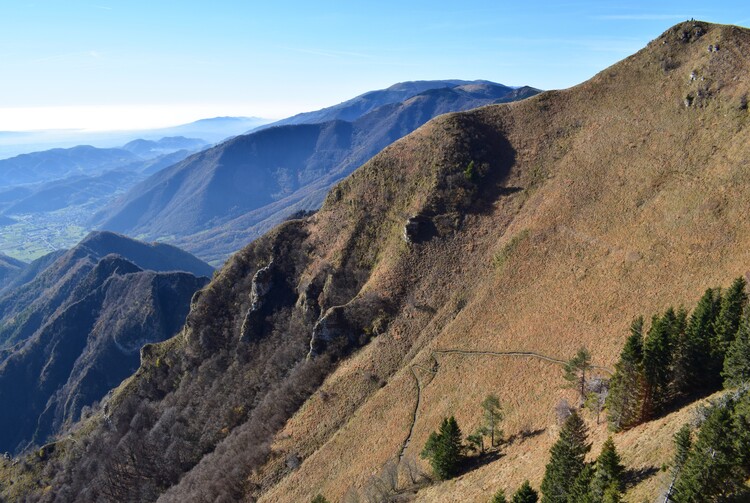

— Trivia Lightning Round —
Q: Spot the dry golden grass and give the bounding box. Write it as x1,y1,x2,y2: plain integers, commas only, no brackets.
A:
249,22,750,502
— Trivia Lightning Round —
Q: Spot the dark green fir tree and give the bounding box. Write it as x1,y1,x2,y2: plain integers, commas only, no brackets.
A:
723,308,750,387
606,317,646,430
491,488,508,503
540,411,591,503
420,416,464,480
590,437,624,502
673,403,742,501
512,480,539,503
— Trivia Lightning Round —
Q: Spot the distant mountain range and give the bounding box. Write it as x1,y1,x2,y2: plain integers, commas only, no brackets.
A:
94,80,539,263
0,116,269,160
0,136,207,189
0,231,211,453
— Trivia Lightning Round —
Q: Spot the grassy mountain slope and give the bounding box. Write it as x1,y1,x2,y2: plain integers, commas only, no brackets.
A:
94,82,538,264
254,21,750,501
4,21,750,503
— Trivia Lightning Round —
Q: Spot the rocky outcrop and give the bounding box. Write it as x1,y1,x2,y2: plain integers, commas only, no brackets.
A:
239,260,275,342
403,215,436,244
308,306,349,358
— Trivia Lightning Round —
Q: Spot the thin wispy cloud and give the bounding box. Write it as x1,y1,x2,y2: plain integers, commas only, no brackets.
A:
286,47,374,59
487,36,641,54
592,14,688,21
28,51,104,65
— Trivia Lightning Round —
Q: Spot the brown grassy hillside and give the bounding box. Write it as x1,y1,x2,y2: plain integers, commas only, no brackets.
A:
253,21,750,501
4,20,750,503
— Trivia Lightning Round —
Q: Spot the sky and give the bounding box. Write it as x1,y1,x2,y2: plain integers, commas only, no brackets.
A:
0,0,748,131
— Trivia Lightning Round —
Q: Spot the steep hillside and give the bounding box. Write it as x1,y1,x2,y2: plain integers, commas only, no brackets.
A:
0,253,25,287
94,81,539,263
0,233,210,454
0,231,212,348
0,257,207,453
4,21,750,503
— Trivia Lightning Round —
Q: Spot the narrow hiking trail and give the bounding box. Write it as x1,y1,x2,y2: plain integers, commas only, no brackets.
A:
398,348,613,459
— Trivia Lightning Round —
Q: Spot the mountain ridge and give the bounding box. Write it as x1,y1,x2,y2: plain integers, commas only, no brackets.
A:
93,81,540,263
0,232,211,453
3,20,750,503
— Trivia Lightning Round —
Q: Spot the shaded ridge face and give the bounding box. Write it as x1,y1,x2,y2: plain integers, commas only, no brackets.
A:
5,21,750,503
0,232,211,454
92,80,539,263
0,253,25,290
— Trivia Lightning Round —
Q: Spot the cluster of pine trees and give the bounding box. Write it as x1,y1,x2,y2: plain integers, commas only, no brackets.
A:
607,277,750,430
669,386,750,502
540,411,625,503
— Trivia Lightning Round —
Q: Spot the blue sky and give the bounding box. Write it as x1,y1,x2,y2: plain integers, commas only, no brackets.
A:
0,1,748,130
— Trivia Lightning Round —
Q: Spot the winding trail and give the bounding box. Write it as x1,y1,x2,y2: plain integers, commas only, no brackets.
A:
397,348,613,460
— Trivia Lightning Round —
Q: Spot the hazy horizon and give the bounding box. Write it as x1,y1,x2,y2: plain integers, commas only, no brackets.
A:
2,1,748,132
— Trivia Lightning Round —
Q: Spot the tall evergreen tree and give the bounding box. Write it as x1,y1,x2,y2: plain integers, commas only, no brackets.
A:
512,480,539,503
601,486,623,503
678,288,722,392
665,424,693,502
567,464,594,503
723,308,750,387
606,317,646,430
564,347,593,407
712,277,747,373
590,437,624,502
420,416,464,480
491,488,508,503
673,401,743,501
643,311,677,418
673,424,692,475
541,411,591,503
731,389,750,472
480,394,504,447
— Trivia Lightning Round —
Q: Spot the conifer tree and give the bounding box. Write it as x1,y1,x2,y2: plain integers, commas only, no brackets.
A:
420,416,464,480
540,411,591,503
673,402,742,501
311,495,329,503
673,424,692,474
601,486,622,503
731,389,750,472
606,317,646,430
480,394,504,447
567,464,594,503
564,347,593,407
723,308,750,387
590,437,624,502
664,424,693,502
491,488,508,503
643,311,677,418
678,288,722,392
712,277,747,373
511,480,539,503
